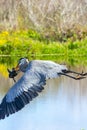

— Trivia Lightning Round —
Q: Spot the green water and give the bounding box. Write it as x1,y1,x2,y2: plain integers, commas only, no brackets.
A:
0,55,87,67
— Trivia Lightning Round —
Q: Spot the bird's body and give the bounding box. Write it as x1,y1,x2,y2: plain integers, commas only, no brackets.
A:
6,60,67,102
0,58,86,119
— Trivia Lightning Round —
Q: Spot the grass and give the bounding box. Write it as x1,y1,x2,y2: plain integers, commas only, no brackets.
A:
0,29,87,67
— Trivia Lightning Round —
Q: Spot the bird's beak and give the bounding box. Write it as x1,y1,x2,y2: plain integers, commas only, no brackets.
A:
14,64,20,72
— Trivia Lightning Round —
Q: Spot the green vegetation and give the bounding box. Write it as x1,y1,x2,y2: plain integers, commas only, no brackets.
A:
0,29,87,67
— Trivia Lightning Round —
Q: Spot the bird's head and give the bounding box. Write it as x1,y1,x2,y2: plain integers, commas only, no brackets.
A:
8,58,29,81
15,58,29,72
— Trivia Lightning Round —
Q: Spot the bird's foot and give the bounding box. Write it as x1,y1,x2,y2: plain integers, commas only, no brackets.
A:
75,74,86,80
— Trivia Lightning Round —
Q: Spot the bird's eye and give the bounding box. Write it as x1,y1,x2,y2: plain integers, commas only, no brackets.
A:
18,58,24,64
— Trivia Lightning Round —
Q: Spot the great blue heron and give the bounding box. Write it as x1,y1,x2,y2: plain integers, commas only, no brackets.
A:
0,58,86,120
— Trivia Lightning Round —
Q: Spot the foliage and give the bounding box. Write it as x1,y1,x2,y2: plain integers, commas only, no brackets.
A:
0,28,87,78
0,29,87,69
0,29,87,57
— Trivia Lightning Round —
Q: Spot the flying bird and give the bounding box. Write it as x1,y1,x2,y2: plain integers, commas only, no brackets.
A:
0,58,86,120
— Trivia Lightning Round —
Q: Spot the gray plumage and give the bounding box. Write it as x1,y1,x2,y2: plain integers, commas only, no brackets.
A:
0,58,85,119
7,60,67,99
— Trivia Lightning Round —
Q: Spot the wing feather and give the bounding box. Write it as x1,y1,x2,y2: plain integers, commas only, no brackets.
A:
0,70,46,119
0,60,67,119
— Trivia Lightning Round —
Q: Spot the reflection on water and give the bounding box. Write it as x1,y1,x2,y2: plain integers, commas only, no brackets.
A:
0,66,87,130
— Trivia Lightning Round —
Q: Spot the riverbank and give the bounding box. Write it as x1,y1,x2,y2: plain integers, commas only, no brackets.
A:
0,30,87,66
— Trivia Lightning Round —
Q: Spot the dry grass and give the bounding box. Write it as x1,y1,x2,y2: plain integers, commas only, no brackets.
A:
0,0,87,34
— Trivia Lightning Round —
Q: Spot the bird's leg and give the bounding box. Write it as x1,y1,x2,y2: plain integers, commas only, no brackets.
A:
59,72,86,80
62,70,87,76
62,70,85,75
80,72,87,76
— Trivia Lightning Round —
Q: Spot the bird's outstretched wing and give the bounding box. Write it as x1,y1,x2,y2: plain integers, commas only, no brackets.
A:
0,70,46,120
0,60,67,120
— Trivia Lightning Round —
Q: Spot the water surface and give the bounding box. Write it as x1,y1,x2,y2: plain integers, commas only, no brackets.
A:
0,65,87,130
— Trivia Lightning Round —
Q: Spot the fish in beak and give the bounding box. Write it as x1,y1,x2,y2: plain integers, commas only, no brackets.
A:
7,64,20,79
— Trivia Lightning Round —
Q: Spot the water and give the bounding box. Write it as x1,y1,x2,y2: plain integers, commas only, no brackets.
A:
0,65,87,130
